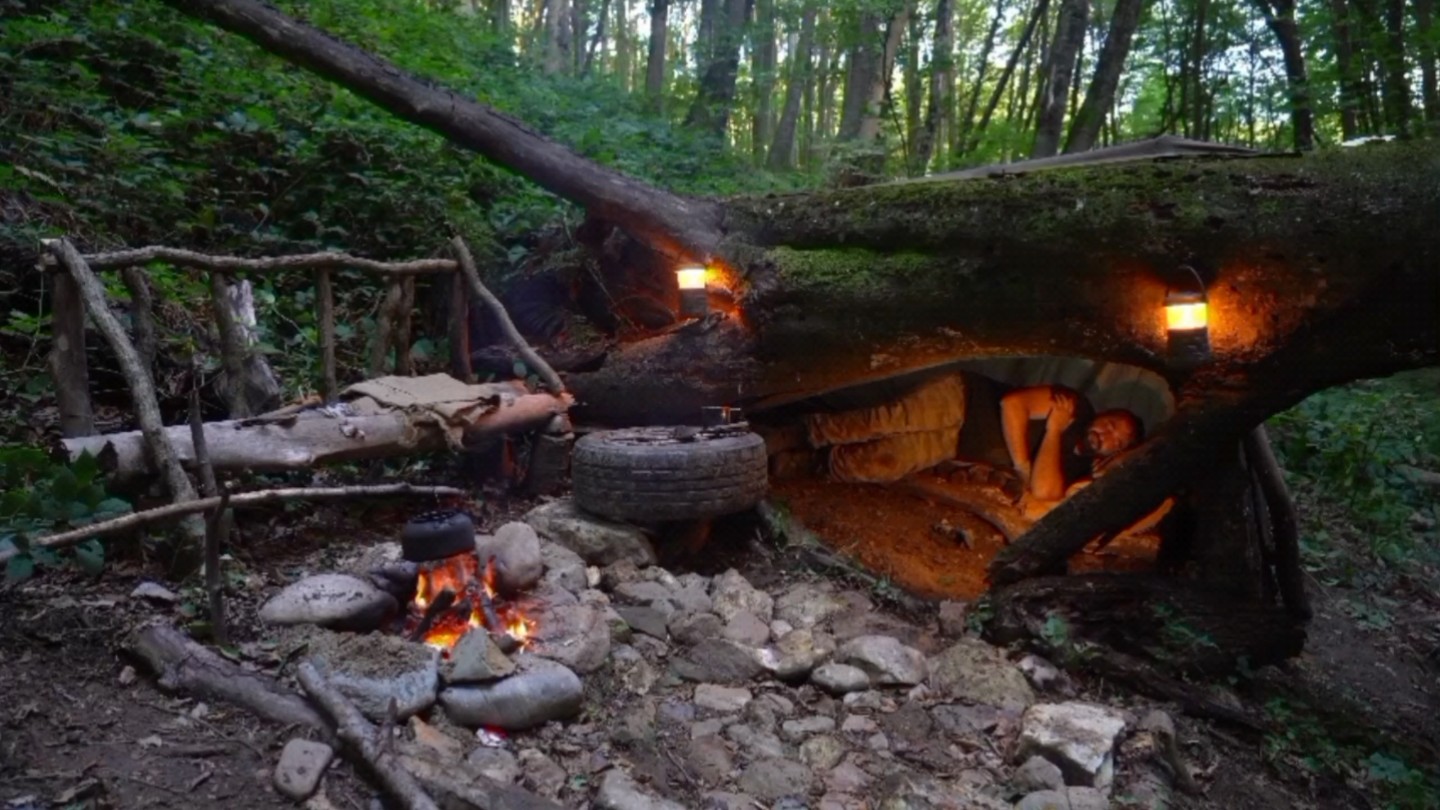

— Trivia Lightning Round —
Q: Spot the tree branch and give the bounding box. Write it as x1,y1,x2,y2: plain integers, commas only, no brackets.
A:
451,236,567,395
85,245,456,275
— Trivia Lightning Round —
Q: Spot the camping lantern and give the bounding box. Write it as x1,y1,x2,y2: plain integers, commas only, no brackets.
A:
1165,265,1211,367
677,265,709,318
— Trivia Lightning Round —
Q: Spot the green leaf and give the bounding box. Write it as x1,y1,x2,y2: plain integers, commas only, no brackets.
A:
74,539,105,577
0,490,31,517
5,554,35,584
50,467,79,502
31,547,60,568
94,497,132,517
72,450,99,487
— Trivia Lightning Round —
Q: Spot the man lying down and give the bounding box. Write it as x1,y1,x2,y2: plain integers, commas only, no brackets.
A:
802,369,1144,520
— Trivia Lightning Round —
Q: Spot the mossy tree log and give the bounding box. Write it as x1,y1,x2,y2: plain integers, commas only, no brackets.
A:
171,0,1440,591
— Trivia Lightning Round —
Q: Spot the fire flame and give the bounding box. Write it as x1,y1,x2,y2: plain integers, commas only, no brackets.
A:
407,553,534,653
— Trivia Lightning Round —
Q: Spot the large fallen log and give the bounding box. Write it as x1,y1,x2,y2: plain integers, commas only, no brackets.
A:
63,392,571,480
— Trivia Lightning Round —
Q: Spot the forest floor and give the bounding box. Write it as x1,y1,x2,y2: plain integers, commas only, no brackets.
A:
2,460,1438,809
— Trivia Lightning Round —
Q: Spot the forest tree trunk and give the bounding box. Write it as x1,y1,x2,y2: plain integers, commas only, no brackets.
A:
1255,0,1316,150
684,0,749,137
1328,0,1362,138
910,0,953,173
1417,0,1439,122
1032,0,1090,157
751,0,778,164
1065,0,1145,153
645,0,668,109
768,2,816,170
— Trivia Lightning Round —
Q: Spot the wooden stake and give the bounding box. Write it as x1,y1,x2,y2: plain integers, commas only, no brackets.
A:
209,271,253,418
1245,425,1311,621
189,386,229,646
120,266,158,373
316,267,338,401
46,262,96,438
370,280,404,377
47,238,203,546
450,236,566,395
448,271,472,382
394,275,416,375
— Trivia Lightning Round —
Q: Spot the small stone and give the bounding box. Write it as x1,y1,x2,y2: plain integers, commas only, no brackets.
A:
528,602,611,674
615,580,677,605
130,581,179,603
710,569,774,624
926,638,1035,711
780,716,836,742
1011,756,1066,795
440,658,583,731
1015,702,1127,790
1015,787,1109,810
474,522,544,595
835,636,927,686
670,576,714,614
865,732,889,751
774,583,848,629
610,644,659,695
770,619,795,638
722,611,770,647
523,499,657,566
937,601,969,636
763,628,835,680
724,724,787,759
587,566,603,588
259,574,397,632
443,630,516,684
518,748,567,799
1017,655,1062,693
659,699,695,725
699,792,754,810
118,666,137,686
691,718,728,739
736,759,814,802
842,690,894,711
595,768,686,810
812,663,870,695
840,715,878,734
540,541,589,594
825,759,871,794
615,605,670,640
612,698,658,745
273,739,333,801
466,747,521,784
694,684,753,713
799,735,845,770
605,607,634,644
670,611,725,645
672,639,764,684
687,735,735,785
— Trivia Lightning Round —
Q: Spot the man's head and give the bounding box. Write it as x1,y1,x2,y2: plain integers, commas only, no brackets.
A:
1083,409,1144,458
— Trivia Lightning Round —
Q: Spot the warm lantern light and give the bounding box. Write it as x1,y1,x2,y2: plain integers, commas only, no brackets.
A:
1165,266,1211,367
677,265,709,317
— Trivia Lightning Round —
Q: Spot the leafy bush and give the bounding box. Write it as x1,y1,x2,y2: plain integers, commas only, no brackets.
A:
0,446,131,582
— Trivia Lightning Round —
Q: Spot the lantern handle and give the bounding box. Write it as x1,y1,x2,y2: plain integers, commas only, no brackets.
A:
1176,264,1206,294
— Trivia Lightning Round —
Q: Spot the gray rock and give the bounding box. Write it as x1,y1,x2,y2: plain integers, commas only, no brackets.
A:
770,619,795,639
755,692,796,717
540,541,589,594
524,499,656,566
762,628,836,680
699,792,754,810
612,698,658,745
780,715,836,742
465,747,521,784
518,748,568,799
1017,655,1063,693
774,583,848,629
615,580,677,606
606,606,634,644
722,610,770,647
259,574,397,632
836,636,927,686
1015,787,1108,810
687,735,735,785
273,738,333,800
671,575,714,614
304,630,439,722
595,769,686,810
710,569,774,624
840,715,878,734
724,724,788,759
932,702,1007,737
691,718,728,739
1011,756,1066,795
824,759,871,794
841,690,894,711
442,630,516,684
812,663,870,695
615,605,670,640
440,658,583,731
937,600,969,636
131,581,180,603
672,639,764,684
474,522,543,595
798,735,846,770
659,699,695,725
694,684,753,713
1015,702,1127,790
528,602,610,674
736,759,814,802
610,644,659,695
670,611,724,645
926,638,1036,711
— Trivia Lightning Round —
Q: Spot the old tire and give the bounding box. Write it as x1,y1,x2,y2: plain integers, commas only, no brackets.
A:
571,427,769,523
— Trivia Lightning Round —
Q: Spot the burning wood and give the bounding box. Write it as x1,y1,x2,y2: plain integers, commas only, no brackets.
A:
404,552,534,653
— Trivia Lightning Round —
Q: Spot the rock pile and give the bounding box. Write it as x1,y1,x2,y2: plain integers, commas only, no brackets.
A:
256,497,1189,808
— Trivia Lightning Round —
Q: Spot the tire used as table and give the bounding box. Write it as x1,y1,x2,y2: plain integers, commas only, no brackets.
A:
571,427,769,523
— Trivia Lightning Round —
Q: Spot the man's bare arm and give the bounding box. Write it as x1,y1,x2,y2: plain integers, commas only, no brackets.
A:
999,386,1060,481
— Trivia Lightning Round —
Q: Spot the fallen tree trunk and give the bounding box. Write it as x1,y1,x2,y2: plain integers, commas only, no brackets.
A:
63,392,571,480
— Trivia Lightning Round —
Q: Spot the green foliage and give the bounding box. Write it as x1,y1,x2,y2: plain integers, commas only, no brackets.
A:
0,446,129,582
1269,372,1440,567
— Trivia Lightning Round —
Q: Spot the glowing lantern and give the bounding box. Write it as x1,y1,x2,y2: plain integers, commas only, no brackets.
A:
676,265,709,317
1165,265,1211,367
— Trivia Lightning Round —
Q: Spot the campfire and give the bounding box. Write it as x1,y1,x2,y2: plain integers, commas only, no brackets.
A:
406,553,535,652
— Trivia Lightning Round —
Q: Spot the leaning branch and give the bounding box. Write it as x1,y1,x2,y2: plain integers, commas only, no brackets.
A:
451,236,567,395
85,245,457,275
0,484,464,564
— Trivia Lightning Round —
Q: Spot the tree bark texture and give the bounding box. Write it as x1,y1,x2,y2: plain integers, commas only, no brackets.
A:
911,0,954,173
751,0,777,164
1254,0,1316,150
1065,0,1145,153
767,2,815,170
644,0,668,109
1417,0,1439,122
837,11,885,141
47,268,96,438
1032,0,1091,158
684,0,749,137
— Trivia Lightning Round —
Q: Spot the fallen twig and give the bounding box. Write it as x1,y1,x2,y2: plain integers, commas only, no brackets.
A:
0,484,464,564
297,661,440,810
83,245,457,276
